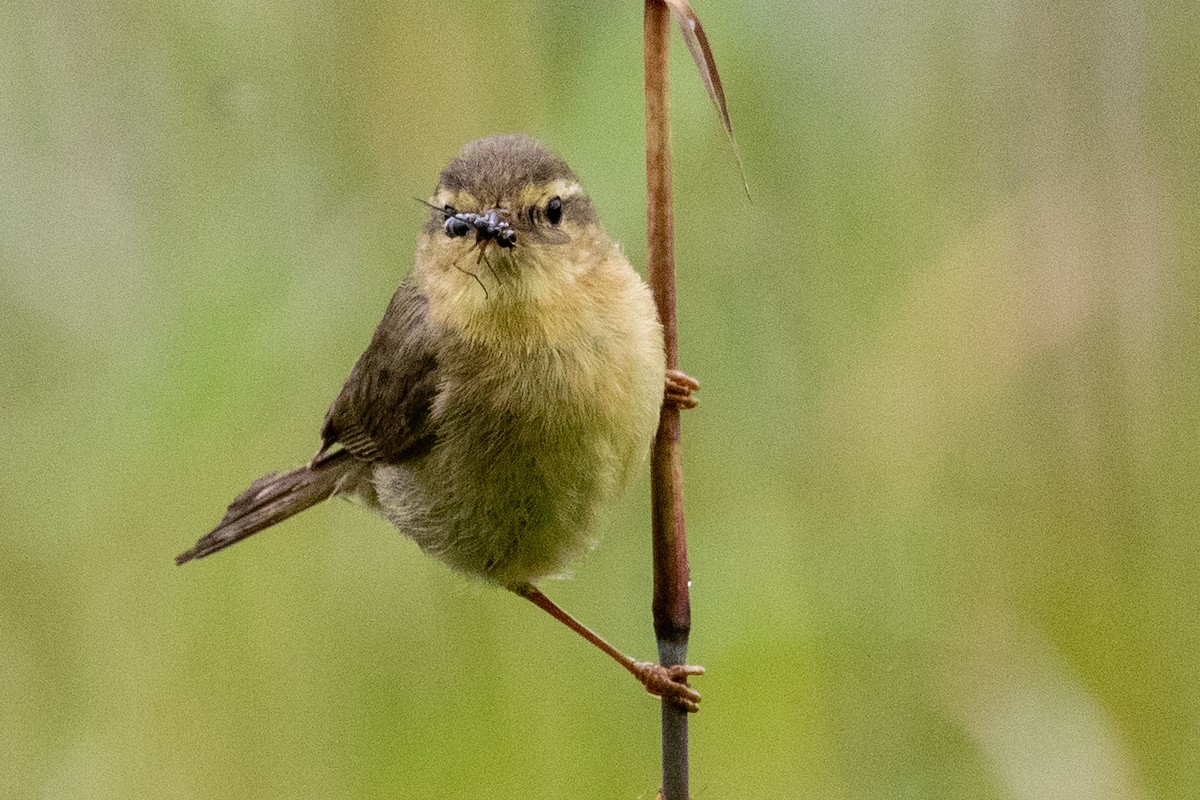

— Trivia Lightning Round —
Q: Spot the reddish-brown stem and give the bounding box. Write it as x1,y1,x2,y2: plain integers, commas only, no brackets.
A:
645,0,690,652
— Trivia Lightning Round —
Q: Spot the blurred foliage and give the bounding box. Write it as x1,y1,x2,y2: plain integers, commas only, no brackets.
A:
2,1,1197,798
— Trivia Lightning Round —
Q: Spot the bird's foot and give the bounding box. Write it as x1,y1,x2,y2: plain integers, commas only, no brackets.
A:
632,660,705,712
664,369,700,410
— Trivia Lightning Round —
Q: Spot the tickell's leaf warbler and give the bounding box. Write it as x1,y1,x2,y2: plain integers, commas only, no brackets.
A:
177,135,703,710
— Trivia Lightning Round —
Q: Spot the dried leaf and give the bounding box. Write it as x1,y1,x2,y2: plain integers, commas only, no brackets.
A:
661,0,749,198
662,0,730,133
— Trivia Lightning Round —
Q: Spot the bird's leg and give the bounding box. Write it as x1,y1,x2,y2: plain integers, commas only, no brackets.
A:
516,585,704,712
664,369,700,410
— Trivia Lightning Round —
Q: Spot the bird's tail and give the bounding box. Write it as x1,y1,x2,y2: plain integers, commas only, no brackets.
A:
176,450,361,566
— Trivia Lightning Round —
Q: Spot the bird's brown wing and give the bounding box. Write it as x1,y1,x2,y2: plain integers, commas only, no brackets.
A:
318,280,440,464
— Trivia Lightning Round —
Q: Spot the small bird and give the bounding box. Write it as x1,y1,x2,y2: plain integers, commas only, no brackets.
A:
177,134,703,709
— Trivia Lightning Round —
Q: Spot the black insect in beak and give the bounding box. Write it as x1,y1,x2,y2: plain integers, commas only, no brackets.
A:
443,206,517,249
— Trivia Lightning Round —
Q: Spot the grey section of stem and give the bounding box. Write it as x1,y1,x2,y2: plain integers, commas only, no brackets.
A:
658,638,690,800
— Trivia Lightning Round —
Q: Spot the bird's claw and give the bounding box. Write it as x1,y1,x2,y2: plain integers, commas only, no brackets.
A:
664,369,700,410
633,660,705,712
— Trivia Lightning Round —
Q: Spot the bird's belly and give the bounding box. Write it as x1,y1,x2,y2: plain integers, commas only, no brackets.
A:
371,412,628,589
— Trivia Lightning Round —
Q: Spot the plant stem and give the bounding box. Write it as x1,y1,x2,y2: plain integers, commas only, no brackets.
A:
644,2,693,798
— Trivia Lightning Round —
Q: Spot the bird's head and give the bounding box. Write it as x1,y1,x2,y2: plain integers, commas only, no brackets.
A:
414,135,623,345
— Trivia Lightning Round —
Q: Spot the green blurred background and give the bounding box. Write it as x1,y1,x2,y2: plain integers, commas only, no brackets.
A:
2,1,1197,797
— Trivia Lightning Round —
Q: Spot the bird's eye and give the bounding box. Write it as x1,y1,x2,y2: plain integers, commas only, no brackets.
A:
546,196,563,225
444,204,457,215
